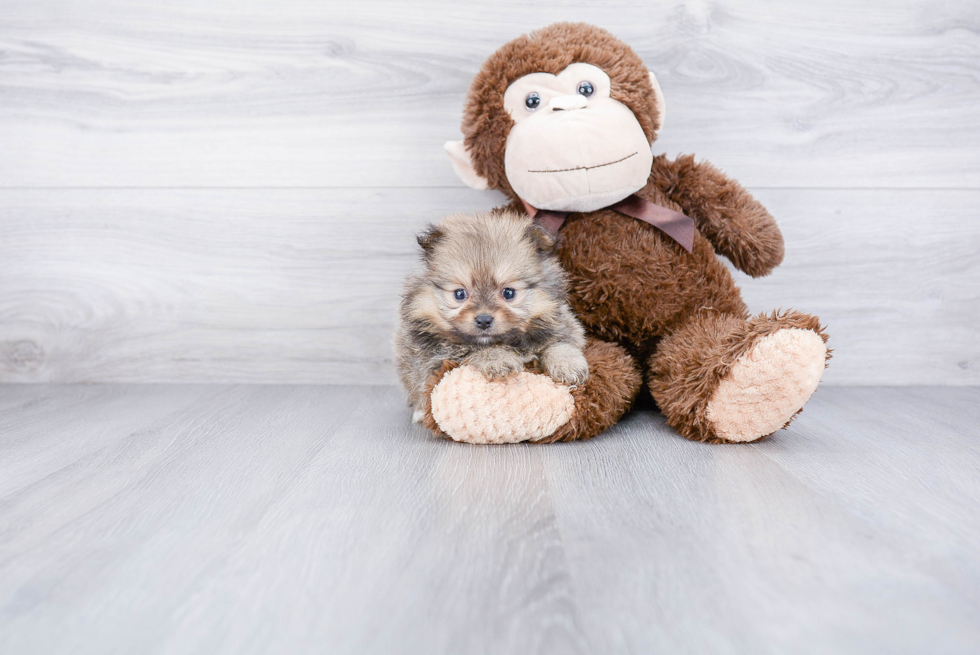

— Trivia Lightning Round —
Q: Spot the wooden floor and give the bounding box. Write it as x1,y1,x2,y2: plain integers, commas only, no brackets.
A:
1,385,979,654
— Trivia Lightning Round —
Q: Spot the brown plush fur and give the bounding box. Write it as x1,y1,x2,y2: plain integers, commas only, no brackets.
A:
538,339,642,443
648,155,785,278
447,22,829,443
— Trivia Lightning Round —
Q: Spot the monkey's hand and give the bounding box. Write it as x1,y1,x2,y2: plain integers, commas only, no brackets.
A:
464,347,525,381
540,343,590,386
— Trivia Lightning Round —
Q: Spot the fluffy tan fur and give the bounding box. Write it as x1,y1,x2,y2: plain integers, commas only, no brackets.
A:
396,209,588,417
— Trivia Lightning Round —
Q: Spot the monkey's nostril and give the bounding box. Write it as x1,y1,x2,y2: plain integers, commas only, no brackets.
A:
549,95,588,111
474,314,494,330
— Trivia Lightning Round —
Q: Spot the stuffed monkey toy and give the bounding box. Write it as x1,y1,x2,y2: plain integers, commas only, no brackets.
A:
419,22,829,444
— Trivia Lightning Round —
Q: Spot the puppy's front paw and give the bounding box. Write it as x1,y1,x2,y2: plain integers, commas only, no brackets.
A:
541,344,589,386
465,349,525,381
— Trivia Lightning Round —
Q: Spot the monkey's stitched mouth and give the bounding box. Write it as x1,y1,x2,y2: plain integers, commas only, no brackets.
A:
527,151,638,174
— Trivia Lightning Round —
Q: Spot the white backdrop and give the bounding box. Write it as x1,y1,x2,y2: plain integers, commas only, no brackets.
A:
1,0,977,384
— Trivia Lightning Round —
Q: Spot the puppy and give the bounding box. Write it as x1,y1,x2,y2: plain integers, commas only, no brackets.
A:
396,209,589,422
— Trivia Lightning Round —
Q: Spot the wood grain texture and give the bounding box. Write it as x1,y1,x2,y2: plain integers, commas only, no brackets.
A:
1,384,978,654
1,1,978,384
1,187,977,385
0,0,978,188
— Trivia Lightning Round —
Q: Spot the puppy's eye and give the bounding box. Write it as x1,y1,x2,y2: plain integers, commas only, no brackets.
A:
577,81,595,97
525,92,541,111
453,289,467,301
502,288,516,301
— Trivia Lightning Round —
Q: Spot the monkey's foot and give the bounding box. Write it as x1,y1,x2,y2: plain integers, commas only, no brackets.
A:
429,366,574,444
419,339,641,444
705,328,827,443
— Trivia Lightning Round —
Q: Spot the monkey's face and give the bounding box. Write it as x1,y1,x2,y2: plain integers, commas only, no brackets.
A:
445,24,667,213
501,63,654,213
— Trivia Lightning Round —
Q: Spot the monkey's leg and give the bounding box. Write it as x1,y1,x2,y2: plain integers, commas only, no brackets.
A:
539,339,641,443
648,310,830,443
419,339,640,444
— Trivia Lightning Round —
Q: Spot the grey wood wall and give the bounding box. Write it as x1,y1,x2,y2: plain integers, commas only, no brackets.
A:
1,0,978,385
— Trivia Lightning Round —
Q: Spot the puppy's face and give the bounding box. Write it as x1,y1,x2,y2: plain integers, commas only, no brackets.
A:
410,211,565,346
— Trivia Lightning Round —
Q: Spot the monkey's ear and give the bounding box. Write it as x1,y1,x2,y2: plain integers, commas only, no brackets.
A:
444,141,490,190
649,72,666,132
416,225,445,256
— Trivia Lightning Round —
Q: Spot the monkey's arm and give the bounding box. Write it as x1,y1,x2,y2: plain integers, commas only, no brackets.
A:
649,154,784,278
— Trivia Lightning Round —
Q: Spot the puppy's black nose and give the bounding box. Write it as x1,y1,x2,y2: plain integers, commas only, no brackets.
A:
474,314,494,330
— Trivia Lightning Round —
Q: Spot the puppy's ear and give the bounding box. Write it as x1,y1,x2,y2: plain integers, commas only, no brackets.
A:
526,224,558,253
416,224,445,258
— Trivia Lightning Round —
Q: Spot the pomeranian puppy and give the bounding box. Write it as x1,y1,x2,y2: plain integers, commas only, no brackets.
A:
396,209,589,421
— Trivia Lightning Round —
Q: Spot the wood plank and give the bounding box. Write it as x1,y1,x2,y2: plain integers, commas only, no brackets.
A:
1,384,978,653
0,0,977,188
1,187,977,385
542,386,980,654
0,384,588,654
0,187,497,384
0,384,210,496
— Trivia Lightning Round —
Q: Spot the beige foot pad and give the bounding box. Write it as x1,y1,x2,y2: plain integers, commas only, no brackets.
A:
706,328,827,442
429,365,574,444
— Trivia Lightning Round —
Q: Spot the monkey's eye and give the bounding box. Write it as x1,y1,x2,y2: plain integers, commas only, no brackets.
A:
502,288,516,301
577,81,595,97
524,92,541,111
453,288,467,301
